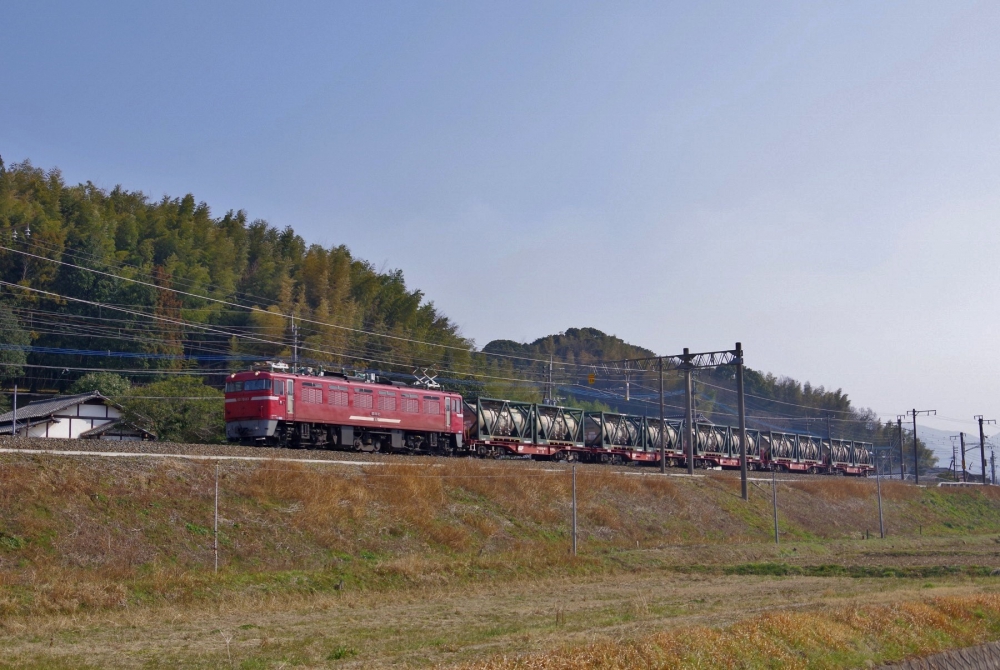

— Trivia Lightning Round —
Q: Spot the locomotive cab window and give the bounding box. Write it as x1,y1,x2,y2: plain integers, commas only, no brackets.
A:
275,380,284,395
242,379,271,392
225,381,244,393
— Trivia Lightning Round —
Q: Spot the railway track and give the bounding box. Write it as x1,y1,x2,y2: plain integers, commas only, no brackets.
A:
0,436,889,483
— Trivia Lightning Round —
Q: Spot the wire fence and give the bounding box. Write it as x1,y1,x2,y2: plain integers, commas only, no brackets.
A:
0,439,961,577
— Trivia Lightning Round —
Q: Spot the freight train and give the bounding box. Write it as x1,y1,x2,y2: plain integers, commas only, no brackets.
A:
224,363,875,476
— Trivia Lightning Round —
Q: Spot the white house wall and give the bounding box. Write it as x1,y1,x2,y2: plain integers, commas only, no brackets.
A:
44,419,70,439
15,400,123,439
79,403,115,418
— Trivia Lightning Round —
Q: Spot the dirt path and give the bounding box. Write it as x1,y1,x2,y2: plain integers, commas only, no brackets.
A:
1,570,995,668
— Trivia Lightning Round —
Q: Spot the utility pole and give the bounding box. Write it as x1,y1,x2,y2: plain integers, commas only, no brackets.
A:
736,342,748,501
991,448,996,486
623,362,631,402
960,432,967,482
291,316,298,371
976,416,995,485
659,357,666,474
907,409,935,485
825,413,834,475
547,354,554,405
949,435,958,481
11,384,17,438
897,416,905,480
683,348,695,476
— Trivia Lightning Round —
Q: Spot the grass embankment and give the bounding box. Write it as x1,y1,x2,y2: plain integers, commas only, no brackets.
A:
4,448,1000,666
2,449,1000,617
463,593,1000,669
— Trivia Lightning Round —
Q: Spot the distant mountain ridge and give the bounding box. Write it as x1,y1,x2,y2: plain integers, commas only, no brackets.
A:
483,327,655,364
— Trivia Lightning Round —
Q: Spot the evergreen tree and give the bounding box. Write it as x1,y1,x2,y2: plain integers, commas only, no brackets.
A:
0,305,29,384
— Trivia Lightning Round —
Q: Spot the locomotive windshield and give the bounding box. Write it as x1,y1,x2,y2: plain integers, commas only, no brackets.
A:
226,379,271,393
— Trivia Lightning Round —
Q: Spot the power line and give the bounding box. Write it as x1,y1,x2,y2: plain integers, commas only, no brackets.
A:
3,283,586,384
693,379,861,415
0,280,556,386
0,244,568,365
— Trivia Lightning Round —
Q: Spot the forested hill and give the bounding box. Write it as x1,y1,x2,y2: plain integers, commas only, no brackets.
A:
484,327,655,364
0,158,474,392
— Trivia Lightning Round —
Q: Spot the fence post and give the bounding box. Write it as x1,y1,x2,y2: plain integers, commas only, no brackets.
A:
571,464,577,556
876,450,885,538
214,464,219,574
772,466,779,544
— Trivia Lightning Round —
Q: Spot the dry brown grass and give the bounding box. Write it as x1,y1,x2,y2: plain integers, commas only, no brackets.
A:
460,593,1000,669
4,453,1000,620
787,477,871,500
881,479,931,501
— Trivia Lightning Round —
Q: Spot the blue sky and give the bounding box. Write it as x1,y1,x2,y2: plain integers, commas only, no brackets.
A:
3,1,1000,440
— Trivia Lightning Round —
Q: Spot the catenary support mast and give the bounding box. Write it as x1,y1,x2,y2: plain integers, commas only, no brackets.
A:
736,342,748,500
907,409,935,484
976,416,995,485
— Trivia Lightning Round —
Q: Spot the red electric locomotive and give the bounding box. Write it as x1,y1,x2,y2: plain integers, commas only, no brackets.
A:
225,362,464,452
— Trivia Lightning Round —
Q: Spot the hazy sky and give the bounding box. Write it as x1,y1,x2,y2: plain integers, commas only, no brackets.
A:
3,1,999,439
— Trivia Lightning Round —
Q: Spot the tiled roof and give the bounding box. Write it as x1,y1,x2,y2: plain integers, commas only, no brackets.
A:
78,420,156,439
0,392,108,424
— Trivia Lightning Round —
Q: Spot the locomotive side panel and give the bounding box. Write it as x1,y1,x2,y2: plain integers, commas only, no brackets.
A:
225,370,462,447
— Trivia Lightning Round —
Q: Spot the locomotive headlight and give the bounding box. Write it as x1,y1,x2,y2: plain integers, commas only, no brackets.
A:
255,371,260,376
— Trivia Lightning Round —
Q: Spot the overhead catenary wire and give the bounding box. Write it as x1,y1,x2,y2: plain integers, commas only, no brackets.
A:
12,239,734,382
0,244,582,366
18,237,601,374
0,283,574,384
0,281,554,387
597,378,880,427
693,379,862,416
